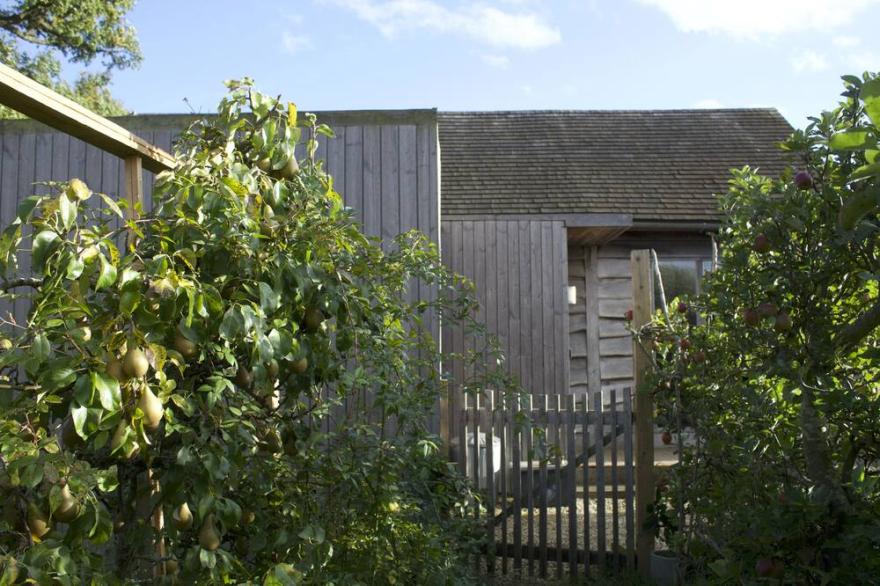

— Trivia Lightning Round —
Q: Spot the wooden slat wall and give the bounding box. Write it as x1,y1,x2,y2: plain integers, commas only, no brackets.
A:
568,233,712,393
441,219,569,438
0,116,441,410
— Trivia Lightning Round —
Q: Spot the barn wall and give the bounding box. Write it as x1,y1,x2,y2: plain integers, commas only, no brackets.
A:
0,112,440,333
568,231,713,393
440,219,570,430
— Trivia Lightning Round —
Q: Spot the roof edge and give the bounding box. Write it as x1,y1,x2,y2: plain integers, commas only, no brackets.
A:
0,108,439,133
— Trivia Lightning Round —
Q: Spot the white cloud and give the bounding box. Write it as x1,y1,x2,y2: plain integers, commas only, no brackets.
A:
329,0,561,49
637,0,880,39
792,50,829,73
282,32,314,55
692,98,724,109
833,35,861,48
481,54,511,68
847,50,879,72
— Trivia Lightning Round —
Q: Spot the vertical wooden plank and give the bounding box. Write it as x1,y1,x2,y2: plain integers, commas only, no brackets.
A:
362,126,381,238
556,223,570,397
566,394,578,577
624,388,636,570
611,389,621,571
507,221,521,386
530,222,543,394
326,126,345,197
486,390,496,575
632,250,656,577
586,246,602,394
538,394,548,578
452,221,465,441
124,156,143,219
14,132,36,327
554,394,563,579
462,221,475,382
344,126,363,225
581,393,591,577
499,390,508,575
49,132,69,181
474,221,486,369
526,394,535,578
594,390,606,572
380,125,399,247
0,134,15,328
512,394,522,574
540,223,554,394
458,385,467,475
519,221,532,394
485,221,497,349
495,221,508,362
470,391,481,574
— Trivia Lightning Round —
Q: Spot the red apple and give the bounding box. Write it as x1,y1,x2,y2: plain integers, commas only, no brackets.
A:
677,301,688,314
624,309,634,321
794,170,813,190
774,312,792,332
692,350,706,363
742,308,760,326
756,558,774,578
661,431,673,445
679,338,690,350
753,233,771,254
757,302,779,317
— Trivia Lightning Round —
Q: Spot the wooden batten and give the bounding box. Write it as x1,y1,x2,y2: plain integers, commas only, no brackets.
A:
0,62,175,173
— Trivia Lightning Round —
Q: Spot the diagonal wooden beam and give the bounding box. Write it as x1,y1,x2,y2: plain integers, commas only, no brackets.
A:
0,62,176,173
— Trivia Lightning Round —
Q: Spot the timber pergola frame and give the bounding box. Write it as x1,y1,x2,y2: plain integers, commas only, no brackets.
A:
0,61,176,214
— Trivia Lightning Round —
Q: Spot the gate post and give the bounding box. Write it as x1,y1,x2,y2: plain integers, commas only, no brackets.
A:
631,250,655,577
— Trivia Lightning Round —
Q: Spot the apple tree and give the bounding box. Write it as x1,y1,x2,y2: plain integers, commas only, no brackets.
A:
639,71,880,584
0,80,490,583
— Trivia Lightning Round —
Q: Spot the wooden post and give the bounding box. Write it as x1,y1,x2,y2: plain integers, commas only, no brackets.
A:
439,380,450,461
631,249,655,577
124,155,143,219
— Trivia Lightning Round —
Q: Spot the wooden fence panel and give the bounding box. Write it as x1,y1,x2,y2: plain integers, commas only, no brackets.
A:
456,388,636,579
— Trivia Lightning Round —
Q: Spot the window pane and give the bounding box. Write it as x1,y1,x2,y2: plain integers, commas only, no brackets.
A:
654,260,698,310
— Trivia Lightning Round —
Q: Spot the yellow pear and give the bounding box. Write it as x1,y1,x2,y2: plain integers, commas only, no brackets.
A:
66,178,91,201
164,558,179,575
53,483,80,523
173,332,198,359
26,502,50,540
172,502,193,531
291,356,308,374
280,156,299,179
106,356,124,381
123,347,149,379
138,386,164,431
198,514,221,551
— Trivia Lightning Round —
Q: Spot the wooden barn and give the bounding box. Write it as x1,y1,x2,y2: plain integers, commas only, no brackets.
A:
0,106,792,408
437,109,793,403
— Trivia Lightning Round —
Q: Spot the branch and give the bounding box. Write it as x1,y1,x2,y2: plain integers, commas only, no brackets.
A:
0,277,41,291
835,297,880,352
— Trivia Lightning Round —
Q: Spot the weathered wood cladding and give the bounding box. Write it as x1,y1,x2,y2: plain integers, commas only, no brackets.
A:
441,219,570,432
568,231,713,393
0,112,441,349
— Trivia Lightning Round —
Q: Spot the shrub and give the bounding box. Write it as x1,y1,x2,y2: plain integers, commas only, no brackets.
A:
641,72,880,584
0,80,490,584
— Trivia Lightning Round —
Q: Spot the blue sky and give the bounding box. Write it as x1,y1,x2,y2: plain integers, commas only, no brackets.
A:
107,0,879,127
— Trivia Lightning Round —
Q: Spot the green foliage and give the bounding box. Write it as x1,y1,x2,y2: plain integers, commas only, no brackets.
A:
640,72,880,584
0,80,490,583
0,0,140,117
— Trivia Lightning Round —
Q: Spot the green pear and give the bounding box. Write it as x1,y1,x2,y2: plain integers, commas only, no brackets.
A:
53,483,80,523
106,356,124,381
198,514,221,551
280,156,299,179
123,347,149,379
172,502,193,530
138,386,164,431
66,178,91,201
26,502,50,540
173,332,198,359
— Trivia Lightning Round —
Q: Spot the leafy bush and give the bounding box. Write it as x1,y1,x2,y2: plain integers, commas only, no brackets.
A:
0,81,490,584
641,72,880,584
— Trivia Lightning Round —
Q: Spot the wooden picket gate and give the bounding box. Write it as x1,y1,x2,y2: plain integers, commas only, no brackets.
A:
452,388,636,579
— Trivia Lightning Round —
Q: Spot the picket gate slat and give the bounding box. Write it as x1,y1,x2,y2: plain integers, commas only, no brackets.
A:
566,394,578,576
593,391,606,572
453,387,636,579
